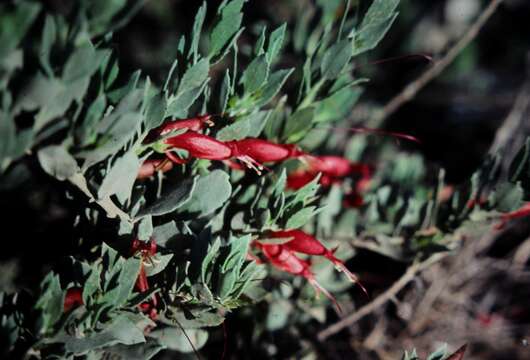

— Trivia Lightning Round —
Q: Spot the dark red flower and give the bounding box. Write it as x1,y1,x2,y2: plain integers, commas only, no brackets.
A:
64,287,83,312
144,115,213,144
252,241,340,311
164,131,232,162
268,230,366,294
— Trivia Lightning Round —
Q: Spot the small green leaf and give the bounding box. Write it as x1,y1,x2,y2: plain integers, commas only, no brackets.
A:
62,42,99,84
136,177,197,218
145,253,174,277
286,206,316,229
217,118,251,141
98,338,164,360
143,87,166,131
113,257,141,306
321,39,352,80
35,273,64,332
220,69,232,113
39,15,56,77
241,54,269,94
150,327,208,353
209,0,246,59
98,150,140,201
189,2,207,62
352,0,400,56
38,145,78,181
254,68,293,108
0,2,41,59
138,216,153,241
152,221,178,247
284,107,315,142
166,59,209,118
186,170,232,216
266,24,287,63
63,316,145,354
178,58,210,93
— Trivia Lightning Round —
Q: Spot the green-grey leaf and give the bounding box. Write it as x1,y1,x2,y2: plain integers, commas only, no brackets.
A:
98,151,140,201
145,254,174,277
138,216,153,241
217,118,250,141
166,59,209,118
39,15,56,76
38,145,78,181
62,42,99,84
284,107,315,142
150,327,208,353
35,273,63,332
178,58,210,93
0,2,41,59
152,221,178,247
136,177,197,219
241,54,269,94
209,0,246,59
220,69,232,113
186,170,232,216
190,2,207,61
63,316,145,354
321,39,352,80
254,68,293,108
352,0,400,56
266,24,287,63
99,338,164,360
286,206,316,229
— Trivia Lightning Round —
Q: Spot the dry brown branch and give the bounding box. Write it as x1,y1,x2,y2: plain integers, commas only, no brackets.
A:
370,0,504,126
317,253,448,341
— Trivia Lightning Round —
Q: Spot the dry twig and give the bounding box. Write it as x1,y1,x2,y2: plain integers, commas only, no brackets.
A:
370,0,504,126
317,253,448,341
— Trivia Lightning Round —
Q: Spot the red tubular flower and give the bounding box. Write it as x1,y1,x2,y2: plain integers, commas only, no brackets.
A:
143,115,213,143
163,132,305,173
253,242,340,311
131,239,159,320
287,155,373,199
305,155,354,178
226,138,305,173
228,139,305,163
286,171,321,190
495,202,530,230
268,230,367,296
137,159,174,179
164,131,232,163
64,287,83,312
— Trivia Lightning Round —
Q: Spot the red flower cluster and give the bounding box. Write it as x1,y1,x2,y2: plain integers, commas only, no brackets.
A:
287,155,373,208
252,229,366,311
139,115,305,177
131,238,159,320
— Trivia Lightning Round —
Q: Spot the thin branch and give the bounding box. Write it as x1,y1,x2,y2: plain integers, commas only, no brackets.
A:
317,253,448,341
371,0,504,126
